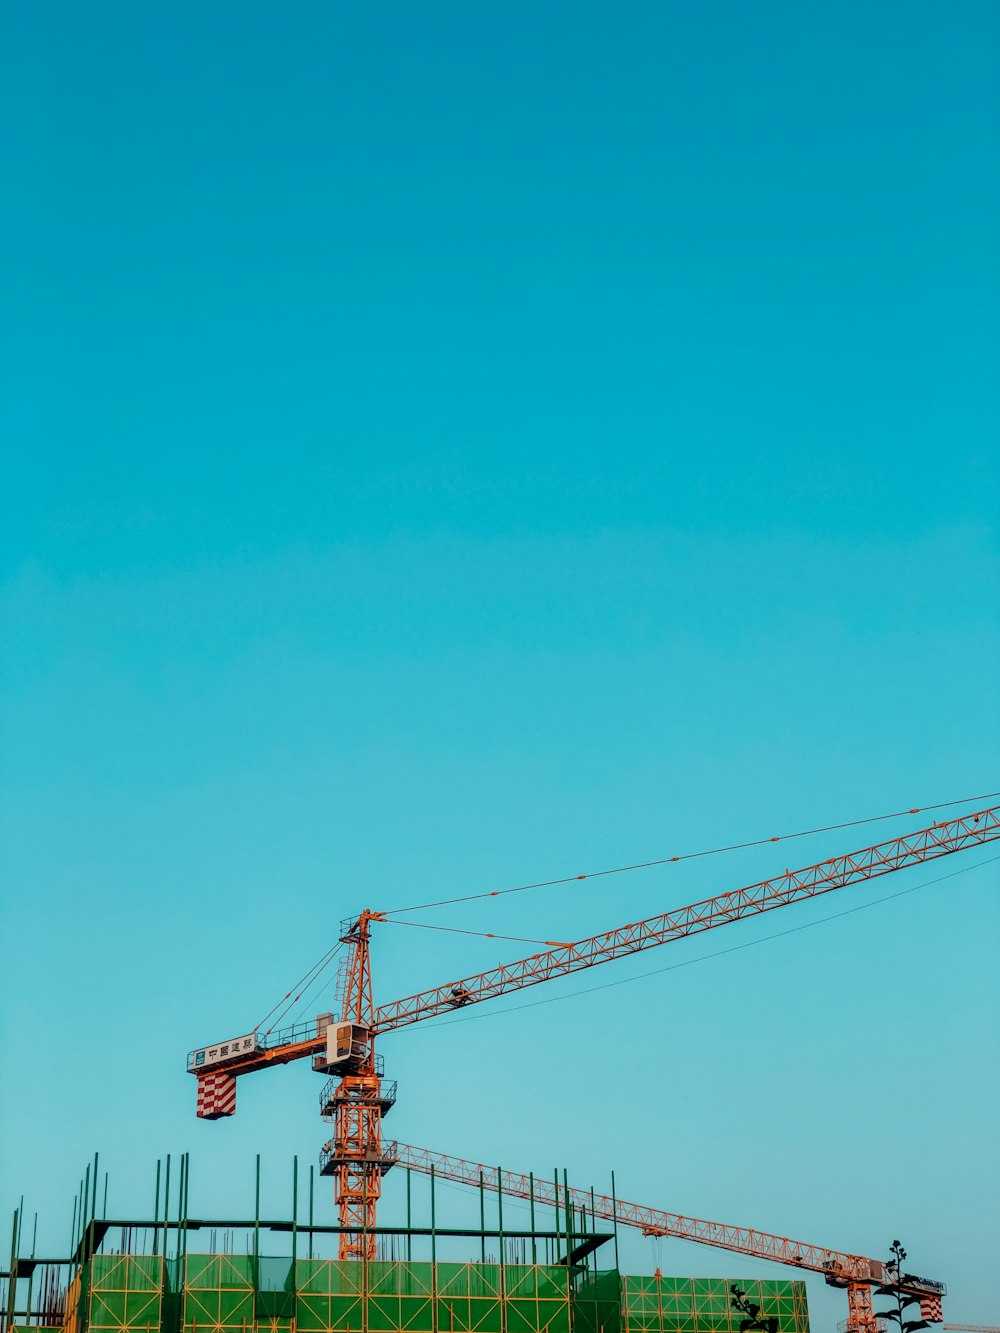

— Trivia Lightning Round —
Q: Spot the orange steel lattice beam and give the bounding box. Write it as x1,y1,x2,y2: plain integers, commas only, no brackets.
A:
391,1142,940,1333
390,1142,888,1286
370,806,1000,1034
190,806,999,1080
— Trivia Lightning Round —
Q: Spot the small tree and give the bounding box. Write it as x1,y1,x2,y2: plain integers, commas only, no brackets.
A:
730,1285,778,1333
876,1241,930,1333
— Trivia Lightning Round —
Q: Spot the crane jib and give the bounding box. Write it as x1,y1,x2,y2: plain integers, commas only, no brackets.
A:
186,805,998,1064
371,805,1000,1034
389,1140,945,1299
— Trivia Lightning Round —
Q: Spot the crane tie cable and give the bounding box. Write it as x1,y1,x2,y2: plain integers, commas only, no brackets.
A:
256,939,343,1036
381,789,1000,915
398,853,1000,1030
379,919,573,947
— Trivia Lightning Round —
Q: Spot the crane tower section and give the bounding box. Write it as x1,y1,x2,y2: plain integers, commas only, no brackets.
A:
315,911,396,1259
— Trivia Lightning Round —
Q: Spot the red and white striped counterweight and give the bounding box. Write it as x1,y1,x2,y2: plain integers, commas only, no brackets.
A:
196,1071,237,1119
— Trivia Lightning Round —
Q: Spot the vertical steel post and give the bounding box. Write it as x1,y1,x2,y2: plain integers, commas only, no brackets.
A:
496,1169,507,1333
79,1177,92,1333
430,1166,436,1265
609,1173,619,1273
563,1172,574,1333
90,1156,99,1261
81,1167,91,1265
430,1167,437,1333
552,1172,561,1264
478,1173,485,1265
25,1212,37,1327
173,1156,182,1286
292,1157,299,1268
174,1153,183,1276
152,1162,161,1258
180,1154,189,1271
162,1157,171,1264
253,1153,261,1333
529,1175,536,1265
253,1156,261,1290
308,1166,314,1262
406,1170,412,1263
361,1163,370,1333
6,1208,19,1333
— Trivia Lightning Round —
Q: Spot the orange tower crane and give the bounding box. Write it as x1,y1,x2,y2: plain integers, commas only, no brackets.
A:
187,803,999,1272
389,1142,947,1333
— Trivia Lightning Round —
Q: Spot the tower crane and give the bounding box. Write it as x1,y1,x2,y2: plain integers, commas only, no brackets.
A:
388,1142,946,1333
187,805,998,1304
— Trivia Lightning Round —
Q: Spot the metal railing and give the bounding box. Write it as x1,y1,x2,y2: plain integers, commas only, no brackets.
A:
319,1073,393,1111
319,1141,399,1175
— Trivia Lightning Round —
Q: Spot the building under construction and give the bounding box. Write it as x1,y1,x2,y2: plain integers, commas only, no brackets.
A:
1,1159,810,1333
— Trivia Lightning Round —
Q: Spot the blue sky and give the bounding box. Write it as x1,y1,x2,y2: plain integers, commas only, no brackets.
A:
1,1,998,1329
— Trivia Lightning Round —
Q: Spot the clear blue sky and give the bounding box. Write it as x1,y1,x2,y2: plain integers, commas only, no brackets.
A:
1,2,998,1330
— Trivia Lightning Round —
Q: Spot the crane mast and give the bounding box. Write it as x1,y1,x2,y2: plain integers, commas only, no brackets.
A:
320,911,394,1260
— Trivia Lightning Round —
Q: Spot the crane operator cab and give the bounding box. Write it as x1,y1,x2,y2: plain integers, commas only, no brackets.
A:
313,1013,371,1074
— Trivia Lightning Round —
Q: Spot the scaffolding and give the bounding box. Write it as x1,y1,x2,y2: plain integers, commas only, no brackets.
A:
2,1159,809,1333
622,1277,808,1333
